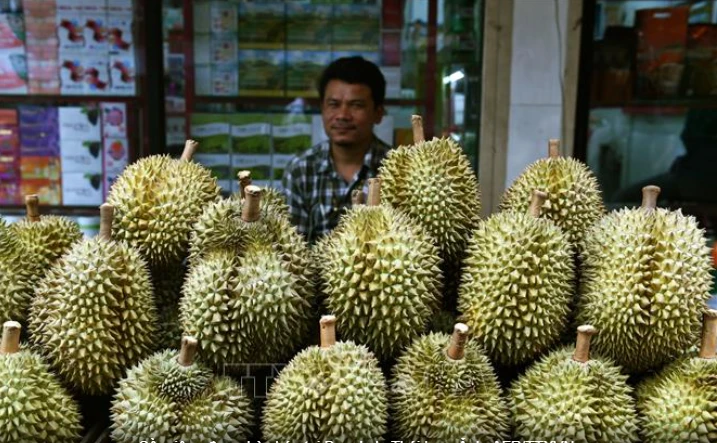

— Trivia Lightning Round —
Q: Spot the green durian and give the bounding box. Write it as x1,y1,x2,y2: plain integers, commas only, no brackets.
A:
510,325,640,442
379,114,480,262
150,262,186,351
315,178,442,362
106,139,221,267
636,310,717,442
458,190,574,367
500,139,605,246
0,218,41,327
110,336,254,443
181,186,315,370
0,321,83,443
28,204,157,395
390,324,511,440
577,186,713,373
262,316,388,441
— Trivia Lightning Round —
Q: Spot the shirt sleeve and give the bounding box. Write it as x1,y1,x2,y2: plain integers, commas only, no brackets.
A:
281,158,310,239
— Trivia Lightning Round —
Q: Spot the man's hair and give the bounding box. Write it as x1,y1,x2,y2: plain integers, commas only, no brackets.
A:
317,56,386,107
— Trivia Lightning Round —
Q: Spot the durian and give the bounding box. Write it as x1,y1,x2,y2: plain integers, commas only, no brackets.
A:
315,177,442,362
0,321,83,443
510,325,640,442
232,169,289,217
28,204,157,395
636,309,717,442
262,315,388,441
389,323,511,440
379,114,480,262
0,217,40,327
110,336,254,443
181,185,315,369
500,139,606,246
458,190,574,367
106,139,221,267
577,185,713,373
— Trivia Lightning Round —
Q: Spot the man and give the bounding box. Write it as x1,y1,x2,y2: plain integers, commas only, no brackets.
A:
282,56,391,244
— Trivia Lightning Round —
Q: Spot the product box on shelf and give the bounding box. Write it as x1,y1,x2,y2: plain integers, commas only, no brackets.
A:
101,102,127,138
20,178,61,205
191,116,232,192
231,154,271,191
60,139,103,173
58,52,86,95
109,54,136,95
103,136,128,175
59,106,102,141
238,3,286,50
272,116,311,181
331,4,380,51
20,156,61,180
61,171,102,205
238,50,285,97
286,50,332,97
0,52,28,94
231,120,272,191
684,24,717,97
210,1,238,34
286,3,332,50
0,13,25,50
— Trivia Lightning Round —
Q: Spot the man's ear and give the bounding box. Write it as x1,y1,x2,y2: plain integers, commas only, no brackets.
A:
374,105,385,125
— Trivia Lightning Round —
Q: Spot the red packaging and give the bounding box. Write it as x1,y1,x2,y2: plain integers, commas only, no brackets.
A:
684,24,717,97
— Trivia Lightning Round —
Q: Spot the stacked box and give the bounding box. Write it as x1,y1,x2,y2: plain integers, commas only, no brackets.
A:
59,106,103,205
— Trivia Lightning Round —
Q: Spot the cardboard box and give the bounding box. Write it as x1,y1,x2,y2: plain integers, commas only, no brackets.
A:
101,102,127,138
60,139,103,173
211,63,238,96
238,50,285,97
107,13,133,54
272,121,312,156
210,1,238,34
19,105,57,126
231,122,272,155
0,13,25,50
286,4,332,49
21,179,62,205
59,106,102,141
286,51,332,96
210,34,238,64
331,5,380,50
109,54,136,95
103,137,128,174
0,180,19,204
684,24,717,96
58,52,86,95
84,55,110,94
83,12,109,52
238,3,286,49
0,52,27,94
57,11,85,50
21,156,61,180
190,121,231,154
61,171,102,205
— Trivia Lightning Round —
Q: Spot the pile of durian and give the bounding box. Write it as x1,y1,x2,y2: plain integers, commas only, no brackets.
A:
1,124,715,443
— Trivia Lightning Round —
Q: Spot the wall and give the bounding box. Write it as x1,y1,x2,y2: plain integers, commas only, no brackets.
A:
504,0,569,189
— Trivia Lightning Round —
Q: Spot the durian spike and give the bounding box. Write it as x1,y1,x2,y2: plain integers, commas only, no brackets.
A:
446,323,469,360
528,190,549,218
698,309,717,359
351,189,365,205
320,315,337,348
0,320,21,355
367,177,382,206
411,115,425,143
241,185,262,222
177,336,199,366
548,139,560,159
237,170,252,200
180,139,199,161
572,325,597,363
98,203,114,241
641,185,660,210
25,194,41,222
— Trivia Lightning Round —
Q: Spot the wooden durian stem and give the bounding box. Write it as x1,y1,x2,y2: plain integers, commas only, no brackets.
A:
572,325,597,363
641,185,660,210
180,139,198,161
447,323,469,360
351,189,365,205
528,190,548,218
548,139,560,158
320,315,337,348
367,178,382,206
237,170,252,200
241,185,262,222
25,194,41,222
0,321,21,355
699,309,717,359
177,336,199,366
98,203,114,241
411,114,425,143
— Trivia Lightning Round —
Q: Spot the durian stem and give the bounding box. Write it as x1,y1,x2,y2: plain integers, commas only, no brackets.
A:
699,309,717,359
572,325,597,363
367,178,382,206
178,336,199,366
0,321,21,355
320,315,337,348
351,189,365,205
25,194,40,222
411,115,425,143
641,185,660,210
528,190,548,217
548,139,560,158
98,203,114,241
237,170,252,200
180,139,199,161
447,323,469,360
241,185,262,222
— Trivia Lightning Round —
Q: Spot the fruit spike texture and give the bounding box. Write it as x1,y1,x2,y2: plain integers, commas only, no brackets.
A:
510,346,639,442
458,210,574,367
315,204,442,362
0,345,83,443
0,218,41,326
110,349,253,443
107,154,221,267
389,332,511,440
261,341,388,441
180,199,315,369
10,215,83,268
500,154,605,246
636,349,717,442
379,136,480,261
28,236,157,395
149,263,186,351
576,207,713,373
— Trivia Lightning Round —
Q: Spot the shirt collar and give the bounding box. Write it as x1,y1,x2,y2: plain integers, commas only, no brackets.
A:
317,137,381,174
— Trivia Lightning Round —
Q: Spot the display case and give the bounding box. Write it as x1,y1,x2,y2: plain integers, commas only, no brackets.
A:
162,0,484,195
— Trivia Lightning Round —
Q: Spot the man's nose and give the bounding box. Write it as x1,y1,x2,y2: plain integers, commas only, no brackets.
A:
335,104,351,120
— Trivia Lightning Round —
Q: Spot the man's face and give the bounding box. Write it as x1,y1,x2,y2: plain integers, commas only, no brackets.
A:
321,79,384,148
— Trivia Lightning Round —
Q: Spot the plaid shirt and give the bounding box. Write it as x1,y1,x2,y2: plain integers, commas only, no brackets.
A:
282,136,392,244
